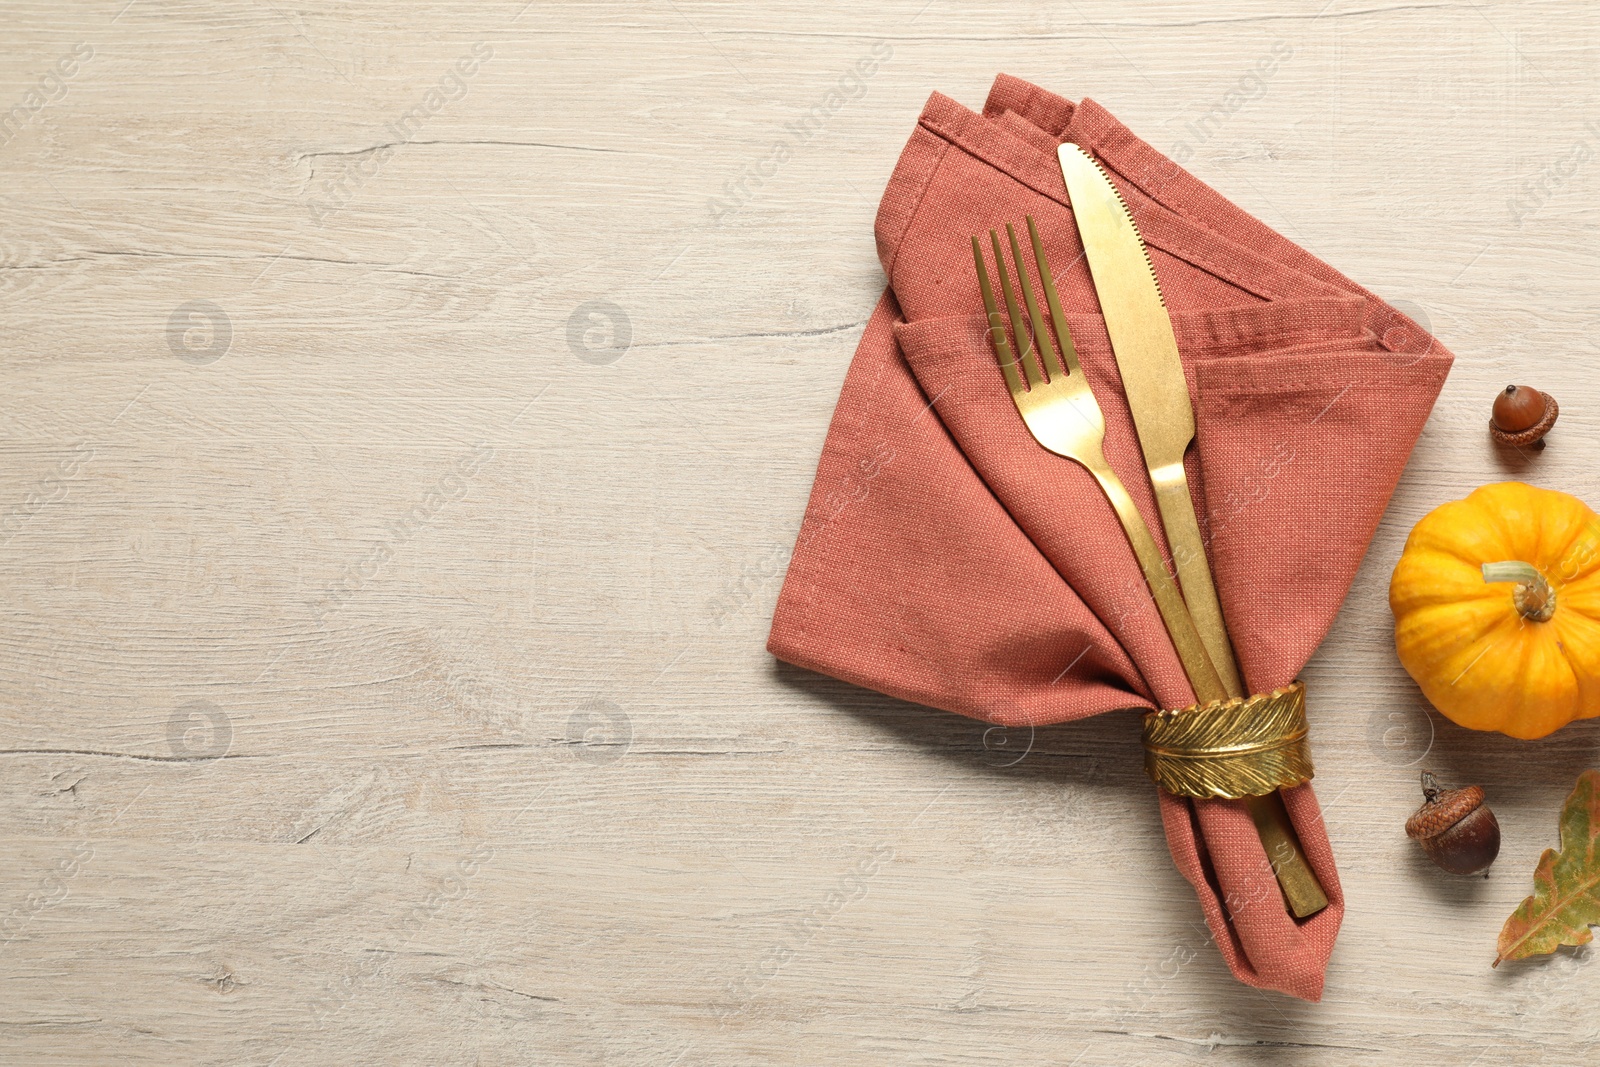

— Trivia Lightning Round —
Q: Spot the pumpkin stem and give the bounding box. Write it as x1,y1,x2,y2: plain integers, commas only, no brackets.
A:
1482,560,1556,622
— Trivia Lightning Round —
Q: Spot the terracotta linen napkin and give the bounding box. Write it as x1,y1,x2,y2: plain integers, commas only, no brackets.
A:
769,75,1452,1000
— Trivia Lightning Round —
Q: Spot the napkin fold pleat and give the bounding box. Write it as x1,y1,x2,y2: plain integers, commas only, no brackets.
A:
769,74,1451,1000
770,291,1148,727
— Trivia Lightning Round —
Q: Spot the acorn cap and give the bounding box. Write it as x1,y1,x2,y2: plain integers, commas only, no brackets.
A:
1406,783,1484,840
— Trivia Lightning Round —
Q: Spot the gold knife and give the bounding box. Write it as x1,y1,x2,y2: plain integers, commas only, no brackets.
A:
1056,144,1241,696
1057,143,1328,918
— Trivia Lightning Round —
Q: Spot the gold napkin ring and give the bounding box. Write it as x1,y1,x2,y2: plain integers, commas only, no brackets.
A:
1141,680,1313,800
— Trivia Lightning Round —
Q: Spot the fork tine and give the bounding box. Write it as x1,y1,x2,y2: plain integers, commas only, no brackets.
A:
990,230,1045,388
972,236,1024,396
1027,215,1081,377
1007,222,1055,383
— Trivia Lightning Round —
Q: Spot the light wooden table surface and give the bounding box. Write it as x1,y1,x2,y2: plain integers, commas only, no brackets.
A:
4,1,1600,1063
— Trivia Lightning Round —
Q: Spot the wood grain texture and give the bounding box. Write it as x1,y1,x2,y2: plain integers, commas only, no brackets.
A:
4,1,1600,1062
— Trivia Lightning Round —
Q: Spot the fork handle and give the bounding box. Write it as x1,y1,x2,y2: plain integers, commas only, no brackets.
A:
1088,462,1228,704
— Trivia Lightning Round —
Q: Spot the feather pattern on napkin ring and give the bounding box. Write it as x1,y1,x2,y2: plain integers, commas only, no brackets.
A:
1142,681,1313,799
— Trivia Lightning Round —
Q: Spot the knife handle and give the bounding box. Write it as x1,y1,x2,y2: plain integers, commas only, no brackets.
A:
1244,792,1329,919
1151,468,1329,915
1090,456,1329,919
1148,465,1245,698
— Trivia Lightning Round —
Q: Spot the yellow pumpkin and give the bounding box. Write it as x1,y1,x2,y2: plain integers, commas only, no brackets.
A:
1389,481,1600,740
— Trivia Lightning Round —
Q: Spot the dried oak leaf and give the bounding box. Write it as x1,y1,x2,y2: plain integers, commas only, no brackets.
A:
1495,769,1600,966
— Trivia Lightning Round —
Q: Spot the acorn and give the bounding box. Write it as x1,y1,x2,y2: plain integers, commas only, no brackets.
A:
1490,385,1557,449
1405,771,1500,876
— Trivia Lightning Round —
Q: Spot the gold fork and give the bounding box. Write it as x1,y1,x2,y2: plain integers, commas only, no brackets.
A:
971,219,1226,703
973,217,1328,918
